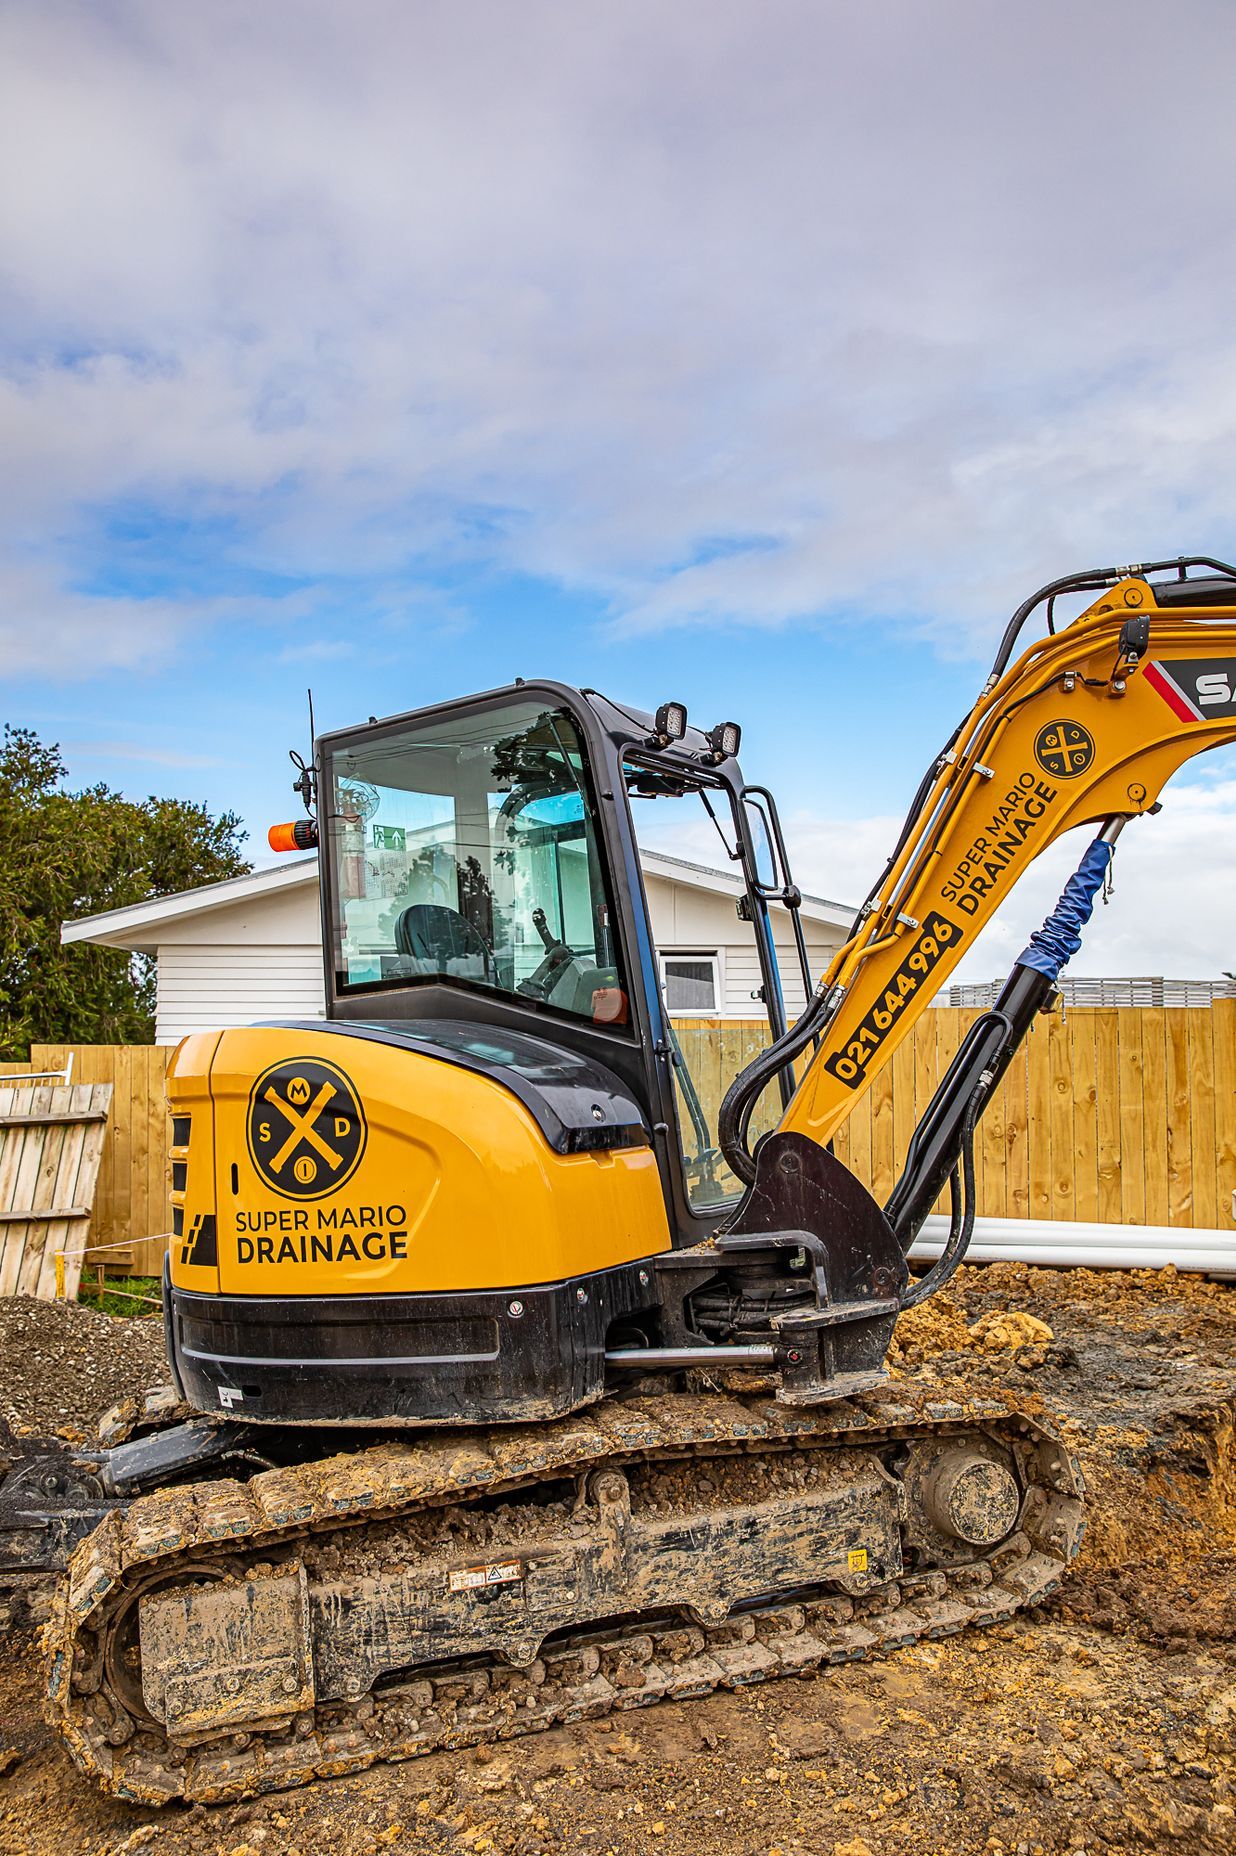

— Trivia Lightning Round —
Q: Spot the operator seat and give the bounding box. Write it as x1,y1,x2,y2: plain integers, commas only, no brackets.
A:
394,903,496,983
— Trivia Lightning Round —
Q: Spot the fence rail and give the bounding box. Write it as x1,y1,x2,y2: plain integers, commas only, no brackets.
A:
0,1003,1231,1277
944,976,1236,1010
0,1082,113,1297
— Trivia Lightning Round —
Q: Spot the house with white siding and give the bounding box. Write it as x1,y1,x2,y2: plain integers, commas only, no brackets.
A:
62,854,853,1043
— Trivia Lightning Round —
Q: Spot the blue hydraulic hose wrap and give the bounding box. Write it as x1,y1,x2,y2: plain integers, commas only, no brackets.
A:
1016,837,1114,982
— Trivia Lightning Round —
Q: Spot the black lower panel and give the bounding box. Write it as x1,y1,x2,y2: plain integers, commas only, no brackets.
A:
167,1263,658,1426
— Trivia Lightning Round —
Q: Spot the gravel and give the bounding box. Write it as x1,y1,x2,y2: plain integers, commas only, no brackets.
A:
0,1295,167,1437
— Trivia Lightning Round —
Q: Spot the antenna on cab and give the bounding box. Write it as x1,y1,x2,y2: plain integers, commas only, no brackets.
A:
270,686,321,852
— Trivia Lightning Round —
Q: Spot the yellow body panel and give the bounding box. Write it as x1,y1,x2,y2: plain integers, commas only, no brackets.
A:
167,1026,671,1298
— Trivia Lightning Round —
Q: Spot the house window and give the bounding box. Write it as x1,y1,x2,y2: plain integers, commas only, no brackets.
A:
660,953,721,1015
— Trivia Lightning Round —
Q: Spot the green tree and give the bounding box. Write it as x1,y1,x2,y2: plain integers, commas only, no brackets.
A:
0,727,250,1056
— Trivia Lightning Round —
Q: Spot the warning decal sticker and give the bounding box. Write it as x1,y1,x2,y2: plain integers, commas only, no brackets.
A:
449,1560,523,1594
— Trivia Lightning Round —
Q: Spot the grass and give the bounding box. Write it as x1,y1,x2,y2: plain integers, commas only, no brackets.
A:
75,1273,162,1318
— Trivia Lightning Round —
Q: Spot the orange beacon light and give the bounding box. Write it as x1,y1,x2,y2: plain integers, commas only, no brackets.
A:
268,819,319,852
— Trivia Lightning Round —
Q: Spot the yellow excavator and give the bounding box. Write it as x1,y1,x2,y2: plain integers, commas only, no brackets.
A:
8,557,1236,1805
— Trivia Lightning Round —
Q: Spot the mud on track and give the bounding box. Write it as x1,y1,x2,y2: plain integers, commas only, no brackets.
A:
1,1263,1233,1856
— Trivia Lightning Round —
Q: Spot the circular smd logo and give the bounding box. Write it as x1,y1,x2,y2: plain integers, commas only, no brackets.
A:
1034,719,1095,780
247,1056,367,1199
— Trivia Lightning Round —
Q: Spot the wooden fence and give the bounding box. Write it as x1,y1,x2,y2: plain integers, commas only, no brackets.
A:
0,1004,1232,1279
0,1082,113,1297
674,1001,1236,1229
0,1046,172,1276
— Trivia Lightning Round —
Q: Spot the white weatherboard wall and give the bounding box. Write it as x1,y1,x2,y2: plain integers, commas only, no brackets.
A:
156,946,326,1041
145,875,327,1042
642,869,841,1019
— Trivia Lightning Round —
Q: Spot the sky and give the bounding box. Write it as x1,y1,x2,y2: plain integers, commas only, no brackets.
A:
3,0,1235,981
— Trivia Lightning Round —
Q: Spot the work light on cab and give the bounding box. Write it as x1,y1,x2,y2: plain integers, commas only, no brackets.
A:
706,720,742,762
649,700,687,746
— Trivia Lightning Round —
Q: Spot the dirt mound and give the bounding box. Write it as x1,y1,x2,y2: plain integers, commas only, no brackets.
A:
1071,1396,1236,1572
967,1308,1053,1350
889,1288,1054,1371
971,1257,1234,1324
0,1295,166,1438
1058,1551,1236,1645
886,1290,973,1364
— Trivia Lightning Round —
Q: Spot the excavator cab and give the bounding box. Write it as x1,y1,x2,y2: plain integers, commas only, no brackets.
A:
320,681,803,1238
161,680,837,1426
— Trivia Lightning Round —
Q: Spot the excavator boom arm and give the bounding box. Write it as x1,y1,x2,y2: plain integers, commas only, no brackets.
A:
776,574,1236,1151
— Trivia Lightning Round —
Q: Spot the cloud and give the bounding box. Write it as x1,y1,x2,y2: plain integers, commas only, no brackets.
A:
3,1,1236,672
0,555,317,676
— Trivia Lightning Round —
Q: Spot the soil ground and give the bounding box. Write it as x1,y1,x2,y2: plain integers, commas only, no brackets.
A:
0,1263,1233,1856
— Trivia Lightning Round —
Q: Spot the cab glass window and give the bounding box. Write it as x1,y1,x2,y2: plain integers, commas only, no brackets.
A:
326,702,627,1025
621,756,779,1212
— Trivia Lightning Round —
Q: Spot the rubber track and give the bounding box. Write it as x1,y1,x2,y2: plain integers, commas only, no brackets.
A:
44,1384,1084,1805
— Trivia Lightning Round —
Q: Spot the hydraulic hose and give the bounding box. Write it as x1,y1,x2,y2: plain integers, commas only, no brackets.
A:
718,559,1171,1192
718,710,970,1183
883,1007,1013,1248
985,553,1236,687
718,986,832,1184
885,818,1126,1249
898,1086,981,1310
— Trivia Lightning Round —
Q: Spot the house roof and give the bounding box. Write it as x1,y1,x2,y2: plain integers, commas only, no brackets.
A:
60,857,321,952
638,850,853,927
61,850,854,952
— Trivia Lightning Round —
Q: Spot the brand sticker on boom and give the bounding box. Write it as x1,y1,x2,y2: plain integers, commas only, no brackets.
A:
939,771,1059,917
1034,720,1094,779
246,1056,368,1200
823,914,958,1090
1144,657,1236,722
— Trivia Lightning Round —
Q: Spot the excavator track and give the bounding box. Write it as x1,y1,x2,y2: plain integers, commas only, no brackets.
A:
45,1385,1083,1806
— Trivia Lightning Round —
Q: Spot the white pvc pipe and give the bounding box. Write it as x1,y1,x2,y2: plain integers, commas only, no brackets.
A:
911,1213,1236,1279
